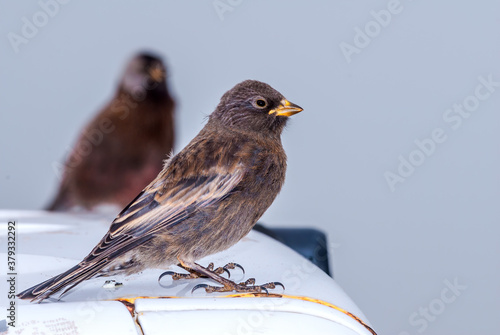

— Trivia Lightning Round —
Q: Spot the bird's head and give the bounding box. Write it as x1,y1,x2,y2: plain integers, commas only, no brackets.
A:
210,80,303,136
119,52,168,100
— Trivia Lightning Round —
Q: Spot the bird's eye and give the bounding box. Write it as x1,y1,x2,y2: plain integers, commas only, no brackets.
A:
254,98,267,108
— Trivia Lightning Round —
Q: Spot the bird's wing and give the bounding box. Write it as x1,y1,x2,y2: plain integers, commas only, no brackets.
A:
84,162,244,262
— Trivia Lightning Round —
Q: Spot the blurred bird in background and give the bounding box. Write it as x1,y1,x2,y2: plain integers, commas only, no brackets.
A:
19,80,302,302
46,52,175,212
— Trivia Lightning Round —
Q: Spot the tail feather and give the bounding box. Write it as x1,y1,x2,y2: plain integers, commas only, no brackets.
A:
17,260,107,303
18,232,154,302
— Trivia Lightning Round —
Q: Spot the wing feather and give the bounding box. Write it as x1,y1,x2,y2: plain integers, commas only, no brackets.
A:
83,163,244,264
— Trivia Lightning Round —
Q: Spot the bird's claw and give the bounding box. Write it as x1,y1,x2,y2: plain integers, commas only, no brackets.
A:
158,262,245,283
273,282,285,290
210,262,245,279
212,266,231,278
191,283,210,293
214,262,245,278
158,270,198,283
158,271,175,283
159,262,283,295
191,280,285,295
223,262,245,275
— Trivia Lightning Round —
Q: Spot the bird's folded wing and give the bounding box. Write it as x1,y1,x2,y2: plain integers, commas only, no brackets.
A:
85,166,244,261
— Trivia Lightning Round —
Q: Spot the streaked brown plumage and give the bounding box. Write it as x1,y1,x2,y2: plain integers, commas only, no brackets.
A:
19,80,302,302
47,52,175,211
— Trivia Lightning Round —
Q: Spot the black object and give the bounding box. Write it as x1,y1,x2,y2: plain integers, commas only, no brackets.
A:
253,223,332,277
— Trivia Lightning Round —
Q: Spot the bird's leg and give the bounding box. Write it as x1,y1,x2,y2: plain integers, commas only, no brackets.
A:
158,262,244,282
178,260,284,294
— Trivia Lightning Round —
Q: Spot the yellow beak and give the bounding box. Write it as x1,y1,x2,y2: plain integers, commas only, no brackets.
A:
269,99,303,117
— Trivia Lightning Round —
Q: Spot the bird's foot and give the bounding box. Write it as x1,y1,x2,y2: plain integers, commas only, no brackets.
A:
158,262,244,282
192,278,285,294
160,261,283,295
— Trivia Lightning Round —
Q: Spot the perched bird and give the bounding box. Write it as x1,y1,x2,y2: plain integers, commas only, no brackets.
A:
47,52,175,211
19,80,303,302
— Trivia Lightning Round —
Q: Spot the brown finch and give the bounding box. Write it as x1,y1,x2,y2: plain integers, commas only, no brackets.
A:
20,80,302,302
47,52,175,211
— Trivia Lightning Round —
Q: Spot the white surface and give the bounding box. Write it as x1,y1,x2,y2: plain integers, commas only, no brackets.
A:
0,210,374,334
136,298,371,335
11,301,139,335
1,2,499,334
139,311,360,335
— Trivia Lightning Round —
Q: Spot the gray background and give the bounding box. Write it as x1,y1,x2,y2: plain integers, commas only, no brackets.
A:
1,1,499,334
